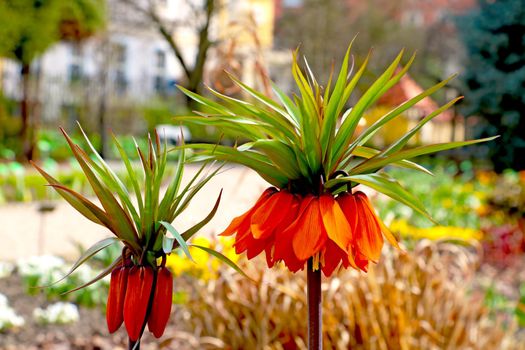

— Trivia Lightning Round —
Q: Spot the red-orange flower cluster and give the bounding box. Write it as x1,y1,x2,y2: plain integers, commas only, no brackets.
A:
107,264,173,341
221,187,399,276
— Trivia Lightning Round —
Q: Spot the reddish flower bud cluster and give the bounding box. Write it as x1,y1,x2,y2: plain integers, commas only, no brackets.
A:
106,263,173,342
221,187,399,276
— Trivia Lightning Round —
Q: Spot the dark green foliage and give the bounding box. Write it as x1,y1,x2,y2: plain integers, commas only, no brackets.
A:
0,0,105,64
456,0,525,171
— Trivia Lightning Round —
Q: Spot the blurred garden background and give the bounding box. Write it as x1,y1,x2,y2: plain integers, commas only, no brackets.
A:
0,0,524,349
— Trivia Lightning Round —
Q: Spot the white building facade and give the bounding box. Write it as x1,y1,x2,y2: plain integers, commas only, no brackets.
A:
0,0,200,124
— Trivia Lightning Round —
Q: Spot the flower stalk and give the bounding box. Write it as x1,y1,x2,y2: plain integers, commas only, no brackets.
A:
307,259,322,350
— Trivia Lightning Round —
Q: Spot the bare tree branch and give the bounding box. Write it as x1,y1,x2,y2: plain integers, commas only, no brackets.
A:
119,0,218,103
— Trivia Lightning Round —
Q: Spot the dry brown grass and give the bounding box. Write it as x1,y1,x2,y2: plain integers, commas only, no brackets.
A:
169,240,523,349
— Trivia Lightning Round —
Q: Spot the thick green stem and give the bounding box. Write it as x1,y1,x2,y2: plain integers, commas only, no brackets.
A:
307,258,322,349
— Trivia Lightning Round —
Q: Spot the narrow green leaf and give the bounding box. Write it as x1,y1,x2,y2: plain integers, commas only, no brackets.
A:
327,173,435,223
178,85,232,114
61,257,123,295
112,133,144,214
60,128,140,247
160,221,193,262
351,75,457,148
381,97,463,156
331,51,409,167
272,82,301,127
351,136,498,174
240,140,301,179
172,165,222,218
158,148,185,221
190,244,254,281
349,146,433,176
321,44,352,151
43,237,118,287
31,161,105,226
180,144,288,187
181,190,222,241
47,184,117,231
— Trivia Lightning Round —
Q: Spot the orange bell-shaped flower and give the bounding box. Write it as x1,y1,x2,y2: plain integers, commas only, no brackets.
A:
147,266,173,338
106,265,129,333
124,266,154,341
221,187,399,277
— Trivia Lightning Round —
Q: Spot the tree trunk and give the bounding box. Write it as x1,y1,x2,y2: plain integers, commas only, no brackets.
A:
20,62,34,161
97,70,108,159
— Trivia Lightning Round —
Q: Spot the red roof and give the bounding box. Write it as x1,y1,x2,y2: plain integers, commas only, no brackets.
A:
378,73,454,122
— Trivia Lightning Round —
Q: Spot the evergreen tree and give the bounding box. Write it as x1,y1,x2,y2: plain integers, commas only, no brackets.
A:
456,0,525,171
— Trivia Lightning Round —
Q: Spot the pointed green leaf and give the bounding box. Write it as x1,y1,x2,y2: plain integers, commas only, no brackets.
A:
349,146,433,176
351,75,457,148
43,237,119,287
327,173,435,223
181,190,222,241
160,221,193,261
190,244,254,281
61,257,123,295
351,137,498,174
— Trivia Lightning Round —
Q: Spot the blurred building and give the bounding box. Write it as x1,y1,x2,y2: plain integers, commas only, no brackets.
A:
273,0,474,144
0,0,276,127
364,72,464,145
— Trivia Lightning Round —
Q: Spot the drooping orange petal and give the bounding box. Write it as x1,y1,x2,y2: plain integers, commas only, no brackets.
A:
233,217,269,259
321,239,346,277
251,190,295,239
355,251,369,272
319,194,353,253
336,193,360,268
355,192,384,262
265,245,275,268
291,197,328,261
232,223,253,254
337,193,359,233
271,195,305,271
246,236,268,259
220,187,277,236
358,191,400,249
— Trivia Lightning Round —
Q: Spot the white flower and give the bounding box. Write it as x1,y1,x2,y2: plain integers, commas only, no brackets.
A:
0,262,14,279
17,255,64,277
0,293,25,331
33,302,79,325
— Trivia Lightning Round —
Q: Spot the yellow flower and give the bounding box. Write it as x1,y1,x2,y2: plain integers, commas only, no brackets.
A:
442,198,454,209
165,237,239,281
390,219,482,241
476,170,497,185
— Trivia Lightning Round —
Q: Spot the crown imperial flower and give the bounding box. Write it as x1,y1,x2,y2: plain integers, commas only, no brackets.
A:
221,188,398,276
32,126,229,346
177,44,495,276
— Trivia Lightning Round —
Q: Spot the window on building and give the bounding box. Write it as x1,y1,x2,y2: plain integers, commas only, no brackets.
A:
69,64,82,83
402,10,424,26
156,50,166,69
113,43,127,65
154,75,165,94
115,69,128,95
283,0,303,8
71,44,82,58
